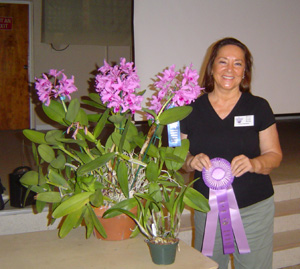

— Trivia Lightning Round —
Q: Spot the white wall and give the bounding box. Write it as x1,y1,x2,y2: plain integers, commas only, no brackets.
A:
134,0,300,118
31,0,131,129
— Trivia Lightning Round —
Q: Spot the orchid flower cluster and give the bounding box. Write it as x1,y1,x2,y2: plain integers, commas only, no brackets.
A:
95,58,143,114
35,69,78,106
149,64,202,116
21,58,209,240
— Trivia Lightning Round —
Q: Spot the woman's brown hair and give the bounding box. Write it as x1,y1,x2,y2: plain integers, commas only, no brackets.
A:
201,37,253,93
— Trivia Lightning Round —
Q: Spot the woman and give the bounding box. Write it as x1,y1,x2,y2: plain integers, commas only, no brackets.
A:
180,37,282,269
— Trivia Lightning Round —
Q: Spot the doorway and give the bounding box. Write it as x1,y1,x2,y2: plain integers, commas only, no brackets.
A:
0,3,30,130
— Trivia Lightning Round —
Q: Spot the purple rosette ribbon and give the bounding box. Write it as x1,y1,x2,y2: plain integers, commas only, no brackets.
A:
201,157,250,256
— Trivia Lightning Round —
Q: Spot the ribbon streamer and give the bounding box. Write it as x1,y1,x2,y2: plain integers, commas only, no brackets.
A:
201,158,250,256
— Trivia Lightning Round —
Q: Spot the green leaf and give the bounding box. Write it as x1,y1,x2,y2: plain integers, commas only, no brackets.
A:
35,200,46,213
66,99,80,122
183,187,210,212
75,108,89,126
83,207,94,238
20,171,39,186
38,144,55,163
117,161,129,198
165,139,189,171
90,188,104,208
45,130,64,145
87,204,107,238
36,192,62,203
112,132,131,153
103,198,137,218
109,114,125,124
158,106,193,125
142,108,157,120
87,114,101,122
77,152,115,176
57,138,87,148
94,109,110,139
48,169,70,189
59,207,84,238
50,154,66,169
146,161,159,182
52,192,92,218
23,129,46,144
81,99,105,109
42,100,66,126
149,182,162,202
88,93,106,107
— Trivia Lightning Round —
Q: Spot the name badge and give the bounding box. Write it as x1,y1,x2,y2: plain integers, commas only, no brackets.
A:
234,115,254,127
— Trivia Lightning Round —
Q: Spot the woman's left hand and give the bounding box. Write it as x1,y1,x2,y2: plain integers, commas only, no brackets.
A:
231,155,254,177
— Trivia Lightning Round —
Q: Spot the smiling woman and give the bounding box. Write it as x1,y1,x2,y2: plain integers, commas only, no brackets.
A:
180,37,282,269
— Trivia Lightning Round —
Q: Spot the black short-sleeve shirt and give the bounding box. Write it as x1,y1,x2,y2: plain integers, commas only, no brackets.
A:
180,92,275,208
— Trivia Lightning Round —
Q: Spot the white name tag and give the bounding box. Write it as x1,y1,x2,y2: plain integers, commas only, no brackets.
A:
234,115,254,127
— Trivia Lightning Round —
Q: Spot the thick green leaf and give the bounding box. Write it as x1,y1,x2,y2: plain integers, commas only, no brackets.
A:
149,182,162,202
45,130,64,145
57,138,87,148
23,129,46,144
146,161,159,182
20,171,39,186
165,139,189,171
117,161,129,198
50,154,66,169
38,144,55,163
66,99,80,122
94,109,109,139
87,204,107,238
142,108,157,120
59,207,84,238
77,152,115,176
90,188,103,208
109,114,125,124
48,169,70,189
81,99,105,109
88,93,106,107
183,187,210,212
87,114,101,122
112,132,131,153
42,100,66,126
74,150,92,164
52,192,92,218
36,192,62,203
103,198,137,218
158,106,192,125
75,108,89,126
35,200,46,213
83,206,94,238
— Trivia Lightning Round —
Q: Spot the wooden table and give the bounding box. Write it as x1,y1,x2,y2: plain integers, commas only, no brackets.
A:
0,228,218,268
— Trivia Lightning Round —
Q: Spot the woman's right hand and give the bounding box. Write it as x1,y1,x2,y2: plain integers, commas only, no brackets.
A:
185,153,212,172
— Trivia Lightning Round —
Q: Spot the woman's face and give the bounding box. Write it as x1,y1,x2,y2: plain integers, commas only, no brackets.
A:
212,44,245,93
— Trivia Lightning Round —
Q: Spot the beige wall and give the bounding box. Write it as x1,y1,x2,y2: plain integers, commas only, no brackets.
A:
30,0,131,129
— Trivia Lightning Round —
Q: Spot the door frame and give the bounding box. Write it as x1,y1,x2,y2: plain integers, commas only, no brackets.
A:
1,0,34,128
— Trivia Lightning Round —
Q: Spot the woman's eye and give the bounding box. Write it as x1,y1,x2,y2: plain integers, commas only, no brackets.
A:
235,62,243,66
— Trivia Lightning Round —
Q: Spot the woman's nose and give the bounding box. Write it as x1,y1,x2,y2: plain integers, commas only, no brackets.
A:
227,63,233,72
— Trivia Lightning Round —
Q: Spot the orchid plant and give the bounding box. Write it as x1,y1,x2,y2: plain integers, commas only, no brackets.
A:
20,58,209,240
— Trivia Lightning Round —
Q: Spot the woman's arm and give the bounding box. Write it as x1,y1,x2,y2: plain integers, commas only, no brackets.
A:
231,123,282,177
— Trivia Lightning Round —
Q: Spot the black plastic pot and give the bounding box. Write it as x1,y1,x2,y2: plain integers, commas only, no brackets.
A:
146,239,179,265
